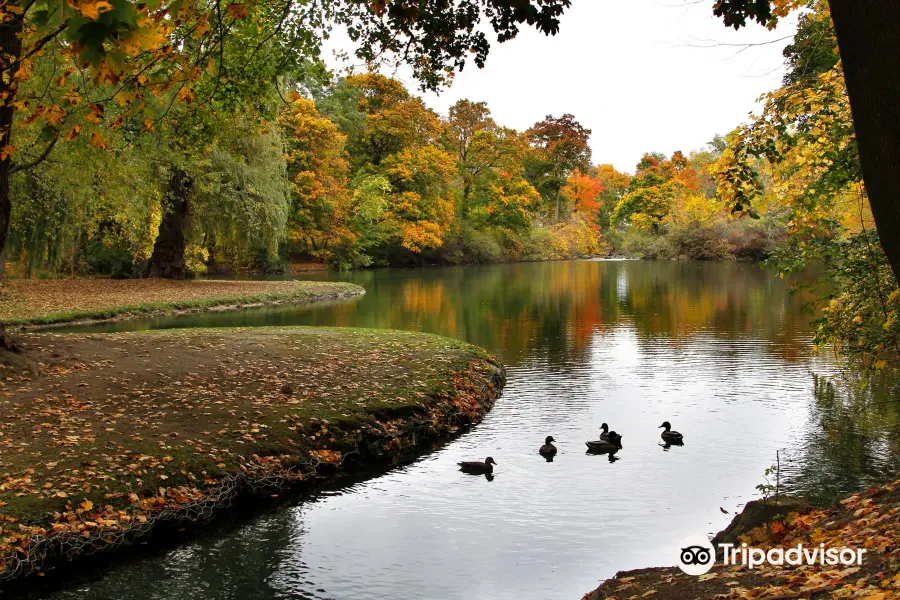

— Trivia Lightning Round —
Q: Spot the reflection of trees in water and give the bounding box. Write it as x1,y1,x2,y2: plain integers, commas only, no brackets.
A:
322,261,819,367
64,261,828,369
783,372,900,503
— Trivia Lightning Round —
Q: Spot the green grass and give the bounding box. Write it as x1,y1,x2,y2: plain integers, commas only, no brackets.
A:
0,327,502,526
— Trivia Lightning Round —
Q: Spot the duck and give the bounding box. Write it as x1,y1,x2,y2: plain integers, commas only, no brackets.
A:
599,422,611,441
458,457,497,475
659,421,684,443
539,436,557,458
586,431,622,453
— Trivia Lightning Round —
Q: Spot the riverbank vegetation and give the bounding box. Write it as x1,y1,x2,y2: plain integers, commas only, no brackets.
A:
0,327,504,583
583,478,900,600
0,279,362,325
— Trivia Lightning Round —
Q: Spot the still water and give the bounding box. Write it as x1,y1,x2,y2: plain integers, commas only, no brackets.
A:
46,260,899,600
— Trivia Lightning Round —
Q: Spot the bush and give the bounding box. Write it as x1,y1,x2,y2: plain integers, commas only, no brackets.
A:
621,229,674,259
726,218,786,261
668,223,731,260
439,224,505,264
81,239,138,278
521,226,566,261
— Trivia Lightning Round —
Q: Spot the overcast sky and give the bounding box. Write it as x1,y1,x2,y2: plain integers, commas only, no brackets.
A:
328,1,797,174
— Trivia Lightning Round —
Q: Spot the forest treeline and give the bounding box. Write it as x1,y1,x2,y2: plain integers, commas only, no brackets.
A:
5,72,789,278
1,0,897,363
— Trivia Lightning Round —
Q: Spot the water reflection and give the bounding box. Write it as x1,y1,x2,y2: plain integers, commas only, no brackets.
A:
781,371,900,502
43,260,898,600
64,260,819,368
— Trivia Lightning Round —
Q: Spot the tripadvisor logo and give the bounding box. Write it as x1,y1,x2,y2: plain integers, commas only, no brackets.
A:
675,535,867,576
676,536,716,576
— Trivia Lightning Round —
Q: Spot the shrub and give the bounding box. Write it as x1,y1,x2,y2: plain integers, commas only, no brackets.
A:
621,229,674,259
668,223,731,260
439,224,504,264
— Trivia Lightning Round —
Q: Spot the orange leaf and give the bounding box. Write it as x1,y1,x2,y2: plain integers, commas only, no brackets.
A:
176,87,196,104
64,124,83,140
73,0,113,20
90,131,107,150
226,3,248,19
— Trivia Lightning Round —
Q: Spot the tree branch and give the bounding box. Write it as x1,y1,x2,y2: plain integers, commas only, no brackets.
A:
9,134,59,175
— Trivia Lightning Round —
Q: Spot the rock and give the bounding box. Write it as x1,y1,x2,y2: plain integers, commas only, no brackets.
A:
712,497,811,547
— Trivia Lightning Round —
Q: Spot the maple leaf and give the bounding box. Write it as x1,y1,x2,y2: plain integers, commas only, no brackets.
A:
0,144,15,161
73,0,114,20
80,500,94,511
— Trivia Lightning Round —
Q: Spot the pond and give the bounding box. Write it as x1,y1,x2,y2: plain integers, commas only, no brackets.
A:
43,260,900,600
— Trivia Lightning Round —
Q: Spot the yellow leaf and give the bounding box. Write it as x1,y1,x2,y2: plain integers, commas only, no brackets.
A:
874,360,887,370
63,89,82,106
80,500,94,511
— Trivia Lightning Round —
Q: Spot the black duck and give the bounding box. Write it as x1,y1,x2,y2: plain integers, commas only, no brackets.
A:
458,457,497,475
659,421,684,443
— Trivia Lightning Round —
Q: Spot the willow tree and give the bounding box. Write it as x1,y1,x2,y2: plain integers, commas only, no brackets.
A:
0,0,571,350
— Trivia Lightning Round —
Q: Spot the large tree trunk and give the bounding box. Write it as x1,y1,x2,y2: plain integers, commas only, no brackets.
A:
147,168,191,278
0,13,23,277
0,322,19,352
830,0,900,283
0,14,24,351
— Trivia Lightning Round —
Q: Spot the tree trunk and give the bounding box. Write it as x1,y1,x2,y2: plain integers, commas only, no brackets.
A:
554,186,561,223
0,322,19,352
0,14,24,352
462,178,472,219
830,0,900,283
147,168,191,278
0,13,23,278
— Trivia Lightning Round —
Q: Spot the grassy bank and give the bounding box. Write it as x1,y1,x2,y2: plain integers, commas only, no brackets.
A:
0,279,364,326
583,480,900,600
0,327,505,584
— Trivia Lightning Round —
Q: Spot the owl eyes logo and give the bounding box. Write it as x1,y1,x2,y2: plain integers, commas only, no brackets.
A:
680,545,711,566
676,536,716,575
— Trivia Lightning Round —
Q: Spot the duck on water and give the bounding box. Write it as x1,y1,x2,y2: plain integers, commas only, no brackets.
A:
598,423,611,441
659,421,683,443
458,457,497,475
539,436,557,459
586,431,622,454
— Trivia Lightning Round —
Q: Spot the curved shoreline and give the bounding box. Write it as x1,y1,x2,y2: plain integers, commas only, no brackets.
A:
0,279,365,328
0,327,506,590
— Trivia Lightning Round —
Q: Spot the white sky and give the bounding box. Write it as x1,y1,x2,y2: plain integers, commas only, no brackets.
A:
328,1,797,174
